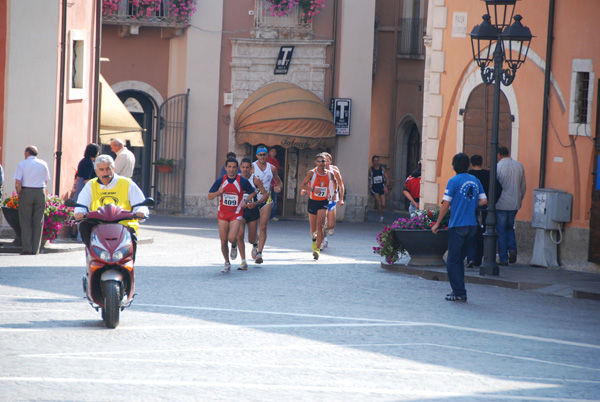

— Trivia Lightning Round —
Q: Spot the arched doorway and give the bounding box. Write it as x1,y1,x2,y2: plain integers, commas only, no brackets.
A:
394,117,421,210
463,84,512,168
116,90,156,196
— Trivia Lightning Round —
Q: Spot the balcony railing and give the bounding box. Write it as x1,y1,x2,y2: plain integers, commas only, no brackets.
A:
102,0,192,28
252,0,312,38
398,18,425,58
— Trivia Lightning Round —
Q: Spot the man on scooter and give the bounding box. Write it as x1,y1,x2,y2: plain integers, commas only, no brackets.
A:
74,154,149,257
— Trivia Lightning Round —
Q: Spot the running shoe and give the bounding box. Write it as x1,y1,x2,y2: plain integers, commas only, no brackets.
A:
255,252,263,264
320,237,328,250
251,243,259,259
221,262,231,273
237,261,248,270
379,216,384,223
312,241,319,260
230,242,238,260
328,228,335,236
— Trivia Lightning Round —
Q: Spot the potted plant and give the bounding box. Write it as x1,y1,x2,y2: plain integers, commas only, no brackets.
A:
264,0,325,23
168,0,198,24
2,193,75,246
154,158,175,173
373,209,450,266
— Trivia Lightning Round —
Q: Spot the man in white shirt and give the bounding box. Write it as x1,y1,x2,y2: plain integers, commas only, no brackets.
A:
495,146,526,265
110,138,135,178
14,146,50,255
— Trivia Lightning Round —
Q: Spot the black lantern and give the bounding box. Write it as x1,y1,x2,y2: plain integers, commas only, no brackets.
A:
502,15,533,71
469,15,497,69
483,0,518,32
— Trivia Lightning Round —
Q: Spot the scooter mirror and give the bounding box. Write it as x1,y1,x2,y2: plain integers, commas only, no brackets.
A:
64,199,89,211
131,198,155,209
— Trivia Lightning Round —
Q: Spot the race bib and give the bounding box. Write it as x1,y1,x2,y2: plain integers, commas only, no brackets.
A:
373,176,383,184
243,193,249,201
222,193,239,207
314,186,327,198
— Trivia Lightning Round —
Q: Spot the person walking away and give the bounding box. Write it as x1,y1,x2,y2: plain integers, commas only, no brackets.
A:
466,154,502,267
369,155,389,223
75,154,149,260
72,143,100,240
301,153,338,260
267,147,281,221
236,158,268,270
14,146,50,255
322,152,345,249
403,170,421,216
251,146,283,264
110,138,135,178
495,146,526,265
432,153,487,302
208,157,256,273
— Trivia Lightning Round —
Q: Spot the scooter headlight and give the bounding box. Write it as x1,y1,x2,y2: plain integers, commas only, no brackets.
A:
91,233,111,262
112,231,132,262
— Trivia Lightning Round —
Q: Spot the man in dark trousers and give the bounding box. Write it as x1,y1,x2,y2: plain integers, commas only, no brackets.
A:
432,153,487,302
14,146,50,255
466,154,502,267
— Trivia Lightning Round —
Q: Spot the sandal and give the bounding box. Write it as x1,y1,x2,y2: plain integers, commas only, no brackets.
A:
446,293,467,302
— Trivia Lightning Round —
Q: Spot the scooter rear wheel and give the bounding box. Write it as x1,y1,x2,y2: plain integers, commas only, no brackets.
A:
102,280,121,329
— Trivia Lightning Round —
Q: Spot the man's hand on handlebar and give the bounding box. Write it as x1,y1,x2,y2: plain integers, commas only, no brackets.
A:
74,212,85,221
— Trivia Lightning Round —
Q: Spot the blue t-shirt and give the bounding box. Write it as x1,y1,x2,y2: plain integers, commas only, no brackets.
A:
77,157,96,180
442,173,486,228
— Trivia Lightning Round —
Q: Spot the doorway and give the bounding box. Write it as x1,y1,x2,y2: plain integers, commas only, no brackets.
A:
463,83,512,168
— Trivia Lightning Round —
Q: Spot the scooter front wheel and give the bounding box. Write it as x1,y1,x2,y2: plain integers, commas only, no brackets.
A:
102,280,121,329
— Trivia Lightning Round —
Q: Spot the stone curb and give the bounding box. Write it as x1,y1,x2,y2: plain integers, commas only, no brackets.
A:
381,263,600,302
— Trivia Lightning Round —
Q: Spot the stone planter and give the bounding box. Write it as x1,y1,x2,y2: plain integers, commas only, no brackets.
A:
2,206,22,246
393,228,448,266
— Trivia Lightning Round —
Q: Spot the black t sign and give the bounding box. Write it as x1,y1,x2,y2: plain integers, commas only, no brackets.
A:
274,46,294,75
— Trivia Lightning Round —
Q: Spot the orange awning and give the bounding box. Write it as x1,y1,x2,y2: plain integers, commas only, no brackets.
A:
234,83,335,150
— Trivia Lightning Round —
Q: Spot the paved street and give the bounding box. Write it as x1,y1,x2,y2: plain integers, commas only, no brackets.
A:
1,215,599,401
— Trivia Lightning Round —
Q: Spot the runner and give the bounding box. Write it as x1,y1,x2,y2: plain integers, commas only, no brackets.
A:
369,155,389,223
301,153,338,260
236,158,269,270
251,146,283,264
208,158,256,273
322,152,345,249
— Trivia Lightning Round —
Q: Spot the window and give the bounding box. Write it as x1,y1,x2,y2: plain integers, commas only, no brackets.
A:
569,59,594,136
68,30,86,100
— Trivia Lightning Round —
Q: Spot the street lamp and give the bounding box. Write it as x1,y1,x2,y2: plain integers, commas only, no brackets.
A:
469,0,532,276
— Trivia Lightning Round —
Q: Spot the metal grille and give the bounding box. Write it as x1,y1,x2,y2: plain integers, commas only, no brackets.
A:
576,72,590,124
397,18,425,57
102,0,190,27
254,0,312,30
154,91,189,213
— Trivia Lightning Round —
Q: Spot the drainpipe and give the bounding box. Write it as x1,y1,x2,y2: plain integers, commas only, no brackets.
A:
92,0,102,143
55,0,68,195
329,0,338,100
539,0,555,188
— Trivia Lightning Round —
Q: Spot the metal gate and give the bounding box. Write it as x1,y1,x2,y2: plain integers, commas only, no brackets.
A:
153,90,189,213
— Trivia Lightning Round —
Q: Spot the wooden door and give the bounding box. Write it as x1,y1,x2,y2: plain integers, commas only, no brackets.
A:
463,84,512,168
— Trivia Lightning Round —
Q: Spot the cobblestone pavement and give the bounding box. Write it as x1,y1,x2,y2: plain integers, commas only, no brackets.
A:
1,215,599,401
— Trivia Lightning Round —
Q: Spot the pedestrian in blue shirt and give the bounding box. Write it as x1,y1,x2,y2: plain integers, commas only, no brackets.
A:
432,153,487,302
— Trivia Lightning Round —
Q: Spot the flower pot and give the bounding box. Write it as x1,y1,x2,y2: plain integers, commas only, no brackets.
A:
156,165,174,173
392,228,448,266
2,207,22,246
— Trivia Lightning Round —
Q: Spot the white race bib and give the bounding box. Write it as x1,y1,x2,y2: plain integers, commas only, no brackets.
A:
314,186,327,198
373,176,383,184
222,193,239,207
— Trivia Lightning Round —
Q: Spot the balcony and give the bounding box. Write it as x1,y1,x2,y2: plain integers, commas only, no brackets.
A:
102,0,194,35
397,18,425,58
252,0,313,40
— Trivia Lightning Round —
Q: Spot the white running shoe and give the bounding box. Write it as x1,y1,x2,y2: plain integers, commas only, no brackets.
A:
328,228,335,236
255,252,263,264
221,262,231,273
379,216,384,223
237,261,248,270
251,243,259,259
230,242,238,260
320,237,328,250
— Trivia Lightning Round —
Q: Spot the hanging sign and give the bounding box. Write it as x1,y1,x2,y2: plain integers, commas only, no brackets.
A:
274,46,294,75
330,98,351,136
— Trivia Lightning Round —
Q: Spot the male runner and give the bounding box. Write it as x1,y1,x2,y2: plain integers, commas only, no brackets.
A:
251,146,283,264
322,152,345,248
369,155,389,223
208,158,256,273
236,158,268,270
301,153,337,260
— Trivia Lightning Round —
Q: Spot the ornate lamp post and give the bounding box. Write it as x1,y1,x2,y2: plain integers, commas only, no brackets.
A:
469,0,532,275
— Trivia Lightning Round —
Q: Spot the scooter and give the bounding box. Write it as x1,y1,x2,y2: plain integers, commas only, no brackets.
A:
65,198,154,328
